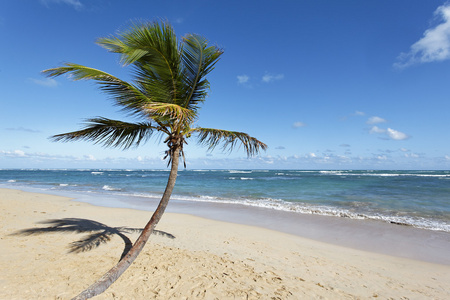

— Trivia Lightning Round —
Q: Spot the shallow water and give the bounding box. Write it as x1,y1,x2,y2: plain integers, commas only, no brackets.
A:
1,169,449,232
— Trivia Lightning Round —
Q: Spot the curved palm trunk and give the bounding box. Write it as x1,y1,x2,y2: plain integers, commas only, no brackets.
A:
72,148,180,300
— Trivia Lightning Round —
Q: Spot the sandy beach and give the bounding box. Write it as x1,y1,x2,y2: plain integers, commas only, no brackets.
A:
1,188,449,299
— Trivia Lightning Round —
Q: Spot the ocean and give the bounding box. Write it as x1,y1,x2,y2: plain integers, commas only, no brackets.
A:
1,169,449,233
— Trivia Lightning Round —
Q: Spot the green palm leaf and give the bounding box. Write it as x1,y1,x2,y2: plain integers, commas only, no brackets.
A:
192,127,267,157
181,34,223,110
50,118,157,149
43,64,151,118
98,21,181,106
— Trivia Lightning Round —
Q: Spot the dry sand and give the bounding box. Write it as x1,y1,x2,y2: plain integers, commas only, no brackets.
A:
0,188,449,299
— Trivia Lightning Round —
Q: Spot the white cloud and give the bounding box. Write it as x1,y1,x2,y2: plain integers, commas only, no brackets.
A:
367,116,387,124
404,152,420,158
369,126,409,140
369,126,386,134
84,154,96,161
354,111,365,116
445,155,450,160
386,128,409,140
237,74,250,84
292,121,306,128
1,150,26,157
29,77,58,87
394,3,450,68
40,0,83,9
262,73,284,83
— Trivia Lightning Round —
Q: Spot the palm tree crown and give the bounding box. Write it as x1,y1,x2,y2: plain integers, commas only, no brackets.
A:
44,21,266,163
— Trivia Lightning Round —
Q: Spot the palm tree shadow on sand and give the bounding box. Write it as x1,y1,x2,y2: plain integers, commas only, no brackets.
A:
12,218,175,260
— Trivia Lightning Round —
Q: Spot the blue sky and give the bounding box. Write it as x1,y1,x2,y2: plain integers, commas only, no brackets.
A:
1,0,450,170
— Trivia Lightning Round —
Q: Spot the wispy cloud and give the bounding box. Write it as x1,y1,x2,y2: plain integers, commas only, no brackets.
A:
40,0,83,10
394,3,450,68
5,127,40,133
174,17,184,24
369,126,386,134
404,152,420,158
83,154,96,161
262,72,284,83
341,110,365,121
29,77,58,87
0,150,169,168
1,150,26,157
292,121,306,128
367,116,387,124
237,74,250,84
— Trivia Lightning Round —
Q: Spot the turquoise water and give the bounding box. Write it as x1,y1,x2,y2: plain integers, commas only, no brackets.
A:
1,169,449,232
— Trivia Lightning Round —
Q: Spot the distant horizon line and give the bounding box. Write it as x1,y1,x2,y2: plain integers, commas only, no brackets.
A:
1,168,449,172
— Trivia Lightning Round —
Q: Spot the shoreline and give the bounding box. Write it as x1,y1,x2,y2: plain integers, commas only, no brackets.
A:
5,185,450,265
24,184,450,265
1,188,450,299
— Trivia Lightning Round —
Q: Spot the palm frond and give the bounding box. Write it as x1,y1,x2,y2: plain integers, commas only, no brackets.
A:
98,21,179,67
144,102,197,126
42,64,151,118
181,34,223,110
98,21,181,105
50,117,159,150
97,36,148,65
192,127,267,157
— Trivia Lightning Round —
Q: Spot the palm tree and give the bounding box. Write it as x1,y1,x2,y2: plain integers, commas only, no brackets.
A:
43,20,266,299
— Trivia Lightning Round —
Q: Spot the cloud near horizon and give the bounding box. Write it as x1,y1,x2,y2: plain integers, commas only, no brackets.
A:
394,3,450,68
1,150,26,157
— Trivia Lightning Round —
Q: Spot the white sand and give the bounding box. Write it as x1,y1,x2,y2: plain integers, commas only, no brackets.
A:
1,188,449,299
